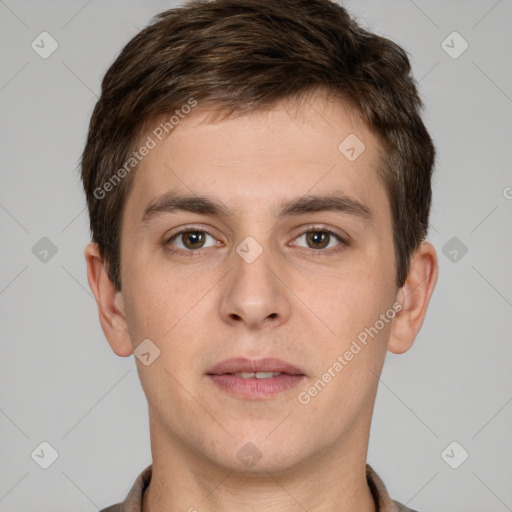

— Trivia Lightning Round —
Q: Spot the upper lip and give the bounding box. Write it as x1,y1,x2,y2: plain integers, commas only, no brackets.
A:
207,357,304,376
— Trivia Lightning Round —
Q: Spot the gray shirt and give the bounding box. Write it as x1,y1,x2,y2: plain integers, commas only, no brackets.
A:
99,463,418,512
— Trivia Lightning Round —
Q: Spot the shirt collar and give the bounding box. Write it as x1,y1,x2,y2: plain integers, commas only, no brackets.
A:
118,463,414,512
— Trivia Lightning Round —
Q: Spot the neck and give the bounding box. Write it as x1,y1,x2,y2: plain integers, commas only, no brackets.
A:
142,409,377,512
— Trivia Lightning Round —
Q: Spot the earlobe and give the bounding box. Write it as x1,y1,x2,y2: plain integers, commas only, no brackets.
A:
84,242,134,357
387,241,438,355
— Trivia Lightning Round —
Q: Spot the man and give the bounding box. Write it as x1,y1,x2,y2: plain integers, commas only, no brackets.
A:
81,0,438,510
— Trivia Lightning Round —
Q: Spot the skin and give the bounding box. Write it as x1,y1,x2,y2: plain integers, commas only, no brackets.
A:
85,91,438,512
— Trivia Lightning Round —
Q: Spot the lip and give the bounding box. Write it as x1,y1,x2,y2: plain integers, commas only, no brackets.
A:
206,357,304,376
206,358,306,400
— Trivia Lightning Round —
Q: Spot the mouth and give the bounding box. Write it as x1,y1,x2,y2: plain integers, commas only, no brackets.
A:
206,358,306,399
227,371,288,379
206,357,305,376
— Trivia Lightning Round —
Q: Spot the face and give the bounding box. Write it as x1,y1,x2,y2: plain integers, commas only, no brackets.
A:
113,93,401,473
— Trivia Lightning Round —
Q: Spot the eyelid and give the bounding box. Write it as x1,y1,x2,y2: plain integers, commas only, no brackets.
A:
165,224,218,241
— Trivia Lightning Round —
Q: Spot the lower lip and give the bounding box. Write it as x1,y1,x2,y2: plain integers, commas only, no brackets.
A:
208,374,305,399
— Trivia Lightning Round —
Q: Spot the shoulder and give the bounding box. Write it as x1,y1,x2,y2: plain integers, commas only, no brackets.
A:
98,505,123,512
393,500,420,512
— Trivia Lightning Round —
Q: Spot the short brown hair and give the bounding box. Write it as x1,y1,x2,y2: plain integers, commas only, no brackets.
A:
81,0,435,291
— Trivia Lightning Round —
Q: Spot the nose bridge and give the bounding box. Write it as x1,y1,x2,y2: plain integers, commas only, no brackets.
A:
219,234,291,328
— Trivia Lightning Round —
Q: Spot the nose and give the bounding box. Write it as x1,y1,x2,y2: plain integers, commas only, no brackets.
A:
218,242,292,330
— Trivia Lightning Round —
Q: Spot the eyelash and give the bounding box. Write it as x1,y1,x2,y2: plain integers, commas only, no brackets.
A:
163,226,348,257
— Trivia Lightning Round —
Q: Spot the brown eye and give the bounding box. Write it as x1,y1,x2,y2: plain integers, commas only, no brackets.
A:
293,229,346,252
167,230,217,251
305,231,330,249
181,231,206,249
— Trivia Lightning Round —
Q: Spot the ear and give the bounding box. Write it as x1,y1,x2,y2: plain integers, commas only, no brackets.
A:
388,241,438,354
85,242,134,357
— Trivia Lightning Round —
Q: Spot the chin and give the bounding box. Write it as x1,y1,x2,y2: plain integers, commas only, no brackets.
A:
208,432,307,475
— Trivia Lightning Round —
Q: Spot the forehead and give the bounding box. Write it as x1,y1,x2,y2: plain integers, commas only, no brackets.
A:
123,93,390,228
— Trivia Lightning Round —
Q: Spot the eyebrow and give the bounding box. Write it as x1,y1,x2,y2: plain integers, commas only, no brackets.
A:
141,190,373,225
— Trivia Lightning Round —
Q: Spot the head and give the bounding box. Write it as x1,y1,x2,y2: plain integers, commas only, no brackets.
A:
82,0,437,475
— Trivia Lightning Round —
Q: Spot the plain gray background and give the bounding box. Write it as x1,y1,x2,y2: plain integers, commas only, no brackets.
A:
1,0,511,510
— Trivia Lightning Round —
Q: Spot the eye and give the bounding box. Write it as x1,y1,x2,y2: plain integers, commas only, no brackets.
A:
292,228,346,252
166,229,218,252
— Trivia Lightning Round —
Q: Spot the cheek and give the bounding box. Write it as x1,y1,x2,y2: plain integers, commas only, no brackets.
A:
121,246,188,333
311,266,394,332
304,268,396,380
122,263,212,375
121,281,174,353
123,283,204,411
